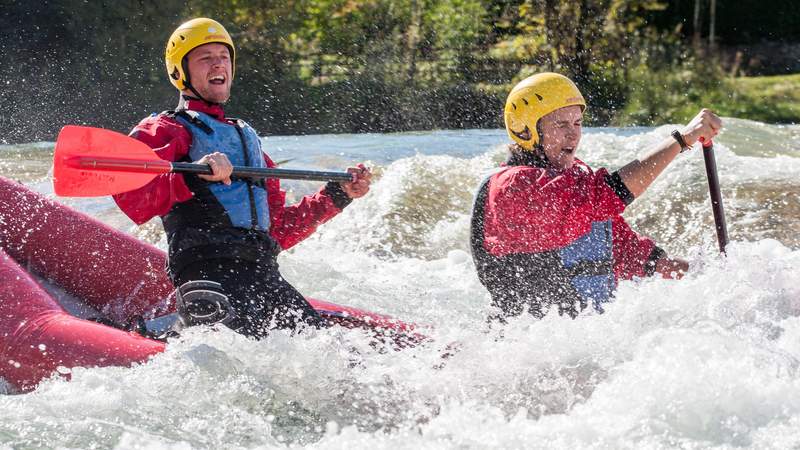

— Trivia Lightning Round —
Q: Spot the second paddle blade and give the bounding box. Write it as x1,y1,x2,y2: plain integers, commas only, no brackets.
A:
53,126,165,197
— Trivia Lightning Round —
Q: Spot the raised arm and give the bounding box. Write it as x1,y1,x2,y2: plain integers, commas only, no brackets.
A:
618,109,722,198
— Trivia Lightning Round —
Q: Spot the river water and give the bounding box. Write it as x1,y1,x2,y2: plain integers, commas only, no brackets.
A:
1,119,800,449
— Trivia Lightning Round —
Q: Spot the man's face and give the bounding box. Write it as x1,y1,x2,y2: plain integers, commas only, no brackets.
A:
184,43,232,103
538,105,583,170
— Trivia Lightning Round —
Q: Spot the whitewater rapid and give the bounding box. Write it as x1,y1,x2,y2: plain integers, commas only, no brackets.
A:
1,120,799,449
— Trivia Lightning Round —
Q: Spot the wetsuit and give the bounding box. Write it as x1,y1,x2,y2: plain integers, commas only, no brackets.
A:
470,151,665,320
113,98,351,337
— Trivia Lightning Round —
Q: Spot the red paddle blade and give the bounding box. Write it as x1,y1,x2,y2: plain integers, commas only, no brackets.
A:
53,126,172,197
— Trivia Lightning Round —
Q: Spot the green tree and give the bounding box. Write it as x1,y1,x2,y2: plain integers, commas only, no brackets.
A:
423,0,489,83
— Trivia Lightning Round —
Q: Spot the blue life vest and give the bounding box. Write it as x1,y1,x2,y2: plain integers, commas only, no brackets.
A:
470,168,615,318
174,110,270,231
557,219,615,312
160,110,283,281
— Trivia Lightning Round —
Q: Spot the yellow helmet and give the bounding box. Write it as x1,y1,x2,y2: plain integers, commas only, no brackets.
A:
165,18,235,91
504,72,586,150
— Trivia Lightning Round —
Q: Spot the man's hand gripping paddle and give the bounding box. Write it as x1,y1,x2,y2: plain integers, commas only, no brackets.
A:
52,125,354,197
700,138,729,254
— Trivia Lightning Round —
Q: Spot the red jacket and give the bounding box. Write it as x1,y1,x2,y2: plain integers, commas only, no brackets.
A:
481,159,658,281
112,100,343,251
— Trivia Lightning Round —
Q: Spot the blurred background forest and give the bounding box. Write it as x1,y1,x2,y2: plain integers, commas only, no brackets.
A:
2,0,799,144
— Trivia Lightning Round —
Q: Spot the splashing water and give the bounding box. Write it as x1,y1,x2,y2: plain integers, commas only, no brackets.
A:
1,120,799,449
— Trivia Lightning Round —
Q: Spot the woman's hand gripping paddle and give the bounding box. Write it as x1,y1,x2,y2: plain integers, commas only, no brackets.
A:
53,126,354,197
700,138,729,254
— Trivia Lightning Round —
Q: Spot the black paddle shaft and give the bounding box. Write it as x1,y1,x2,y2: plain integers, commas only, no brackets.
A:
702,142,729,254
171,162,354,182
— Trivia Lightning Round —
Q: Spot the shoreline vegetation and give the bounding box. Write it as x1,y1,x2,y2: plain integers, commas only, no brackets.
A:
3,1,799,145
485,73,800,128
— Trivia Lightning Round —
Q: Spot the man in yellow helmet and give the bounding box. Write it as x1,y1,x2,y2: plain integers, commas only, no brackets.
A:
471,72,721,320
113,18,372,337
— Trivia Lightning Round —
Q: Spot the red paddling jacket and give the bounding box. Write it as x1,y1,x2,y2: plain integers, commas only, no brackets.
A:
471,151,665,319
113,99,350,280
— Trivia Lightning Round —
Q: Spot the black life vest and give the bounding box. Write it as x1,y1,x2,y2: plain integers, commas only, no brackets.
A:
159,110,280,280
470,152,615,319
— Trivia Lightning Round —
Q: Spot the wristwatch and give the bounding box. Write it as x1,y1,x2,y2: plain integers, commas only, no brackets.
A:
671,130,691,153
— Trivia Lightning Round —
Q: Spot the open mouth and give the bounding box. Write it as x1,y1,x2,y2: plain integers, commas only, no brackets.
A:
561,147,575,155
209,75,226,85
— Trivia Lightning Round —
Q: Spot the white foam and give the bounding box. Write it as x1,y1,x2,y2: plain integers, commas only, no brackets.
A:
2,123,800,448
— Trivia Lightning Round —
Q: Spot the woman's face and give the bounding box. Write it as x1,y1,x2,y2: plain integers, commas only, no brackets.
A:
538,105,583,170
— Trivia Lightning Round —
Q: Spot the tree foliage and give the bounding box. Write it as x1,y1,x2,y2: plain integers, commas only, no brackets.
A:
0,0,798,143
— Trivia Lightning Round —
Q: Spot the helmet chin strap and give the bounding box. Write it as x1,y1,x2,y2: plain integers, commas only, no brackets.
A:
181,58,223,107
183,82,222,107
178,94,199,110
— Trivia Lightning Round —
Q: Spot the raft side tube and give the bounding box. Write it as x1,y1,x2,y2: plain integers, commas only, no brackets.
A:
0,176,173,322
0,248,165,392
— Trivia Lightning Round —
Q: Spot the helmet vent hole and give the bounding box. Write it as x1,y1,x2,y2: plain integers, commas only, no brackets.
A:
171,68,180,80
522,98,528,105
511,103,516,110
535,93,543,101
179,34,186,41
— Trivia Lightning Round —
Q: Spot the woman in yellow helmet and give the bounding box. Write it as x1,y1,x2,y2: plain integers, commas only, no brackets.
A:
470,72,721,320
113,18,373,337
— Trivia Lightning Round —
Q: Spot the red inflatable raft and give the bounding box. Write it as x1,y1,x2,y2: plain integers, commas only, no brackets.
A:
0,176,417,393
